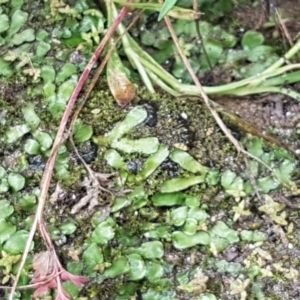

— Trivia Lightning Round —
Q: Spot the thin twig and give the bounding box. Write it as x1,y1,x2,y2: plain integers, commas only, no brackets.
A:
158,0,277,175
192,0,217,83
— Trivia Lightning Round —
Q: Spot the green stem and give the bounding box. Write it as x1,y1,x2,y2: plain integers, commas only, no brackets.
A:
147,69,180,96
262,70,300,86
262,38,300,74
219,85,300,100
111,2,154,91
111,3,300,100
126,48,155,92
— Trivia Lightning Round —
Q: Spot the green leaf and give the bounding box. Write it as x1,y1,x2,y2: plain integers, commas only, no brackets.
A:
57,77,77,103
22,103,40,130
246,45,273,62
158,0,178,21
274,159,295,185
199,294,217,300
3,230,34,254
145,261,164,282
0,14,9,33
7,9,28,37
160,175,206,193
171,206,188,226
56,63,77,84
63,281,79,298
41,65,56,83
200,40,223,71
32,130,53,151
137,144,169,181
0,58,13,76
11,0,24,9
8,173,25,192
93,106,147,145
36,29,49,41
59,221,77,235
141,31,156,46
0,167,6,179
83,243,103,267
0,179,9,194
19,194,37,211
221,170,245,198
104,149,127,170
112,196,131,212
169,149,208,174
10,28,35,46
73,119,93,143
127,253,146,281
240,230,267,242
0,219,16,244
24,139,40,155
111,137,159,155
102,256,130,279
210,221,239,244
139,241,164,259
0,200,14,219
91,221,115,245
257,176,279,193
183,218,198,235
5,124,30,143
242,30,264,50
36,41,51,57
152,192,186,206
188,207,207,223
172,231,210,249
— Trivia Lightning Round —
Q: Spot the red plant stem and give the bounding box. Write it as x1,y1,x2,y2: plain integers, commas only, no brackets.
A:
9,6,131,300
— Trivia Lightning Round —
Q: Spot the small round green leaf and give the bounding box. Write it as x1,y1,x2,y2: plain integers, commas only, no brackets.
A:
127,253,146,281
8,173,25,192
183,218,198,235
5,124,30,143
7,9,28,37
171,206,188,226
56,63,77,84
0,200,14,219
145,261,164,282
102,256,130,279
24,139,40,155
0,14,9,33
36,41,51,57
242,30,264,50
0,167,6,179
139,241,164,259
22,103,40,130
91,221,115,245
210,221,239,244
32,131,53,151
0,219,16,244
200,40,223,70
59,221,77,235
74,124,93,143
83,243,103,267
3,230,33,254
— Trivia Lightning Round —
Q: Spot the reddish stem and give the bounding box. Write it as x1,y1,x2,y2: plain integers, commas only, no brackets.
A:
9,6,131,300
